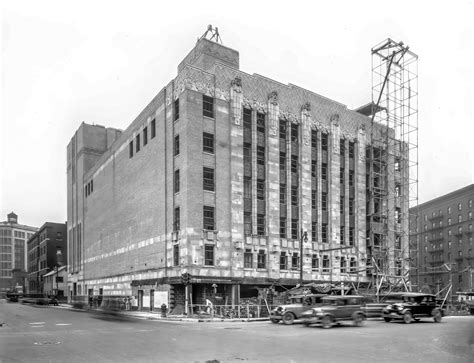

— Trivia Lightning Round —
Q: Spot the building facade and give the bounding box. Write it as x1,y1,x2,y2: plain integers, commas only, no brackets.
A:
67,35,410,309
410,184,474,294
27,222,67,294
0,213,38,295
43,265,68,298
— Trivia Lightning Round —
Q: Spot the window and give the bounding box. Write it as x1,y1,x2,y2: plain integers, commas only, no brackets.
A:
174,98,179,121
469,211,473,220
340,168,345,184
257,146,265,165
448,218,452,226
322,193,327,211
244,212,252,236
448,206,451,214
291,186,298,206
340,257,347,273
349,170,354,186
291,155,298,173
204,245,214,266
458,203,462,211
291,124,298,143
257,250,266,269
349,198,354,215
151,119,156,139
243,108,252,129
201,133,215,154
203,206,215,230
280,184,286,204
174,207,180,231
340,226,345,244
322,163,328,181
173,245,179,266
340,196,344,215
311,130,317,148
312,221,317,242
322,224,328,243
312,190,317,210
143,126,148,146
458,215,462,223
311,160,316,178
280,252,288,270
280,217,286,238
279,120,286,139
349,227,354,246
244,249,253,268
243,143,251,164
322,255,330,272
350,257,356,273
56,276,63,283
129,141,133,158
395,234,401,249
174,169,180,193
349,142,355,158
394,158,400,172
203,167,215,192
340,139,345,155
312,254,319,269
291,219,298,240
203,95,214,118
291,253,299,270
257,112,265,133
321,133,328,151
257,214,265,236
257,180,265,200
174,135,180,156
136,134,140,152
280,152,286,171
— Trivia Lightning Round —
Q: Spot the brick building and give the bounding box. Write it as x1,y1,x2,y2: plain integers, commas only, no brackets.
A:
27,222,67,294
410,184,474,294
67,33,410,310
0,212,37,295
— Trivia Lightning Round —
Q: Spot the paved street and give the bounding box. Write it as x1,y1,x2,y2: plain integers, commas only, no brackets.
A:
0,299,472,363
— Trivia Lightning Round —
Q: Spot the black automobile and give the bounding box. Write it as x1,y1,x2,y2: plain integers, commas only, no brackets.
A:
270,294,327,325
382,293,442,324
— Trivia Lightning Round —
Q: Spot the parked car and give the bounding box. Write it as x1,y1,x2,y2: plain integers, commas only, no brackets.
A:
301,295,366,329
19,294,58,306
270,294,327,325
382,293,442,324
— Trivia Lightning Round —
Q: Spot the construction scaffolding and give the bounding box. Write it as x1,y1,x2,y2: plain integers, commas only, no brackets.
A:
366,39,418,298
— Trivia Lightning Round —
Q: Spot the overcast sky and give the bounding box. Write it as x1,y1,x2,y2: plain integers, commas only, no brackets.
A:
1,0,473,227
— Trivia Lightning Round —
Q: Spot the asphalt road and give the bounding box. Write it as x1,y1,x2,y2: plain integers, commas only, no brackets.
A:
0,300,472,363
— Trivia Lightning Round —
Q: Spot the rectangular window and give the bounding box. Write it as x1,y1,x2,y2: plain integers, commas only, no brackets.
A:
129,141,133,158
203,167,215,192
350,257,356,273
174,98,179,121
311,130,317,149
143,126,148,146
136,134,140,152
291,186,298,206
349,227,355,246
291,124,298,142
322,223,328,243
257,214,265,236
174,169,180,193
322,163,328,181
244,212,252,236
321,133,328,151
340,168,345,184
312,190,317,210
311,160,317,178
340,196,344,215
244,177,252,199
257,146,265,165
56,276,64,283
312,254,319,269
174,207,180,231
280,152,286,171
151,119,156,139
312,221,317,242
322,192,328,212
243,108,252,129
291,155,298,173
349,198,354,215
280,217,286,238
257,112,265,133
280,252,287,270
340,257,346,273
203,206,215,230
349,142,355,158
244,249,253,268
322,255,330,272
279,120,286,139
257,179,265,200
340,139,345,155
173,245,179,266
349,170,354,186
243,143,251,165
257,250,266,269
340,226,345,244
174,135,180,156
203,132,215,154
291,252,299,270
204,245,214,266
203,95,214,118
291,219,298,240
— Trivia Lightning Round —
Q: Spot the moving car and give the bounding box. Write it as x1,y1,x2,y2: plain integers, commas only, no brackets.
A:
301,295,366,329
270,294,327,325
382,293,442,324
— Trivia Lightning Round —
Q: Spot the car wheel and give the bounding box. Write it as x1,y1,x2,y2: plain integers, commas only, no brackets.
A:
432,309,442,323
282,312,295,325
403,311,413,324
270,318,279,324
383,317,392,322
321,315,332,329
353,313,364,327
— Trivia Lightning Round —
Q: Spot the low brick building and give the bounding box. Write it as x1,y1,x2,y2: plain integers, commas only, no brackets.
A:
67,32,409,310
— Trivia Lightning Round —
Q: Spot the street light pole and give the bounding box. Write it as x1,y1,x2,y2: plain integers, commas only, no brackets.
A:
300,229,307,286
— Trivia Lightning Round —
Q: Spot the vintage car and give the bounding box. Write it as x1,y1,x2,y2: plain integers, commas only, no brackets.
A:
382,293,442,324
301,295,366,329
270,294,327,325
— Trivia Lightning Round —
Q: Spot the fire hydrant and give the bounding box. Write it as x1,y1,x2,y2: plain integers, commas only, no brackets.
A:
161,304,167,317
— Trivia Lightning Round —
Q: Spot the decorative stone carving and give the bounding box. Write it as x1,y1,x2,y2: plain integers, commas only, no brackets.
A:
300,102,312,146
279,110,298,124
231,76,242,89
357,125,366,161
230,77,243,126
267,91,279,137
331,116,341,154
268,91,278,106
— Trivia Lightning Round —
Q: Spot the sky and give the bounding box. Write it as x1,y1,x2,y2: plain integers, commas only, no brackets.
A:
1,0,473,227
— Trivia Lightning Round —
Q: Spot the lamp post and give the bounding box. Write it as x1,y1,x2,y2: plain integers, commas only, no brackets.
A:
300,229,308,286
55,264,59,296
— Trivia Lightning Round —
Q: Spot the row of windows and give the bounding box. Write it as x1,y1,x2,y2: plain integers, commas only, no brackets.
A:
129,119,156,158
84,179,93,197
423,213,473,231
423,200,473,221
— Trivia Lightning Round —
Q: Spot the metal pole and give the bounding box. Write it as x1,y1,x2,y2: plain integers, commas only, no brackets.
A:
300,229,303,286
56,266,59,295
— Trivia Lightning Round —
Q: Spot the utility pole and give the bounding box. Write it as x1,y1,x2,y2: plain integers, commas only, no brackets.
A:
300,229,307,286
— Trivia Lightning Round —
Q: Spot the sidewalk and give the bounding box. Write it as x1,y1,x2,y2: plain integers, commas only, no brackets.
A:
54,303,270,323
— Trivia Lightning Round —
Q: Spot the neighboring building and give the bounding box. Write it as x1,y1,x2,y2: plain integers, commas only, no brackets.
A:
0,212,38,295
410,184,474,294
67,32,411,310
43,265,68,297
27,222,67,294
